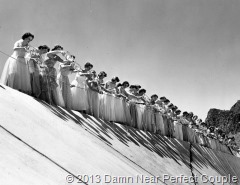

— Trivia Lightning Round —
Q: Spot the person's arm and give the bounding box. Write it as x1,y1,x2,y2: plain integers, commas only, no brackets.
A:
98,84,112,93
59,64,73,71
13,41,27,50
53,55,64,63
86,80,100,93
79,71,93,77
105,82,109,89
47,50,64,57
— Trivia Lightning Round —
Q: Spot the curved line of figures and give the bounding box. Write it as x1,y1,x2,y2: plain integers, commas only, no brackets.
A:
0,32,238,154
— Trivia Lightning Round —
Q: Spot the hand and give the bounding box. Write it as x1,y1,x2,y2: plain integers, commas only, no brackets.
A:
60,50,66,55
24,46,30,51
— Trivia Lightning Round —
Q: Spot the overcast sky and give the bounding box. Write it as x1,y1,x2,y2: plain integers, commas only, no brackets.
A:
1,0,240,120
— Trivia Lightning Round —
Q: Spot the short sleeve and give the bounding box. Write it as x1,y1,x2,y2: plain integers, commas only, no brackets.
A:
13,40,23,49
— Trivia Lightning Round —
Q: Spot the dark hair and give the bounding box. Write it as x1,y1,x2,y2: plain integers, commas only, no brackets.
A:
52,45,63,51
90,70,96,77
38,45,43,50
175,109,181,113
171,106,178,110
112,76,120,82
138,89,146,94
151,94,158,99
41,45,50,52
182,111,188,115
168,103,174,108
188,112,194,115
135,84,141,88
98,71,107,77
22,32,34,40
163,99,170,103
84,62,93,69
122,81,129,87
129,85,137,89
192,115,198,120
116,83,122,87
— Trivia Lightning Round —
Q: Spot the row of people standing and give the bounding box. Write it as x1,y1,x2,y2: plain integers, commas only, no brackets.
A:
68,71,231,153
0,33,231,154
0,32,77,109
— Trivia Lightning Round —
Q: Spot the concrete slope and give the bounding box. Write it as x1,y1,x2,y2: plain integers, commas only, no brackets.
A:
0,128,70,185
0,84,240,185
191,144,240,185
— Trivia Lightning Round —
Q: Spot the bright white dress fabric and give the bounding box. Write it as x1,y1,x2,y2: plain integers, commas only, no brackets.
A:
71,73,89,111
1,39,31,94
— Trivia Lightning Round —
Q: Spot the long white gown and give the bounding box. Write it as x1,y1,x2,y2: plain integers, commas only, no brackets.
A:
0,39,31,94
71,73,89,111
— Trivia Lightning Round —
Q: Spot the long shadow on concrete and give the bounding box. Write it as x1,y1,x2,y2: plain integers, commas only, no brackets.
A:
37,99,240,184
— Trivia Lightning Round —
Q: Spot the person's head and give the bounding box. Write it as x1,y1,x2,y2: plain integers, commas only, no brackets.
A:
138,89,146,96
98,71,107,79
51,45,63,51
200,122,206,126
163,99,170,104
111,76,120,84
168,103,174,109
182,111,189,117
122,81,129,88
39,45,50,54
42,45,50,52
89,70,96,79
151,94,158,101
22,32,34,44
129,85,137,93
135,85,141,91
70,55,76,61
116,83,122,88
84,62,93,71
160,96,167,101
188,112,194,118
171,105,178,112
197,119,202,124
192,115,198,121
175,109,181,115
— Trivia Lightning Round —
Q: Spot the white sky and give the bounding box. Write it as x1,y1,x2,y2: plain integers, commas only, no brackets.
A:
1,0,240,120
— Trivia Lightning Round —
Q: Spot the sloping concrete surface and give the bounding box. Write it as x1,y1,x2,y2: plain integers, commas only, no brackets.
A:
191,144,240,185
0,84,240,185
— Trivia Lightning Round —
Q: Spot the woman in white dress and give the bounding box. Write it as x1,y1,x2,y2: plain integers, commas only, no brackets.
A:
118,81,132,126
39,45,65,105
28,45,50,98
96,71,107,119
1,32,34,94
114,83,127,123
103,76,120,122
86,70,102,117
71,62,93,113
58,60,75,110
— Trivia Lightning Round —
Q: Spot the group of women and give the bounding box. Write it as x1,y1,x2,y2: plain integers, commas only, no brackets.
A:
0,33,77,109
0,32,233,154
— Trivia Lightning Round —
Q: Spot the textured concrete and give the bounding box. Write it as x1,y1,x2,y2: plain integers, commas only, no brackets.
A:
0,84,240,185
191,143,240,185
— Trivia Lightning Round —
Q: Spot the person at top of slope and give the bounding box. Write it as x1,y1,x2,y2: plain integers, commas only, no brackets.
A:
0,32,34,94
